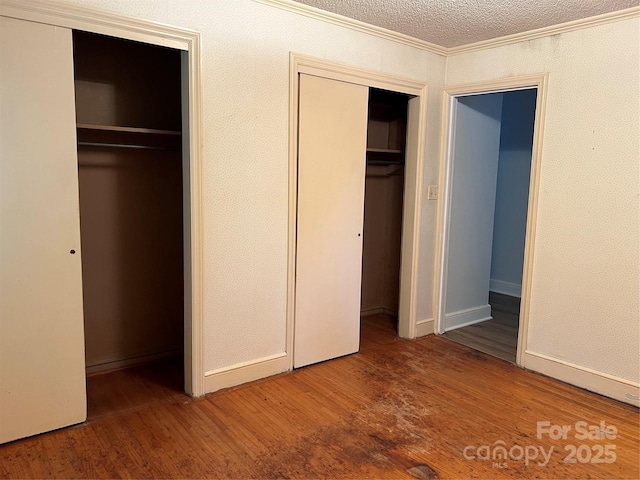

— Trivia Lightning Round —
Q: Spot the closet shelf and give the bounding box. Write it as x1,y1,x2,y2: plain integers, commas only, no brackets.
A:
76,123,182,152
367,160,404,166
366,147,403,154
77,124,181,136
77,141,179,151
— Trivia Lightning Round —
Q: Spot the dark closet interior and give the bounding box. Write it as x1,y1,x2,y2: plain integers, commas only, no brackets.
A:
73,31,185,391
361,88,409,334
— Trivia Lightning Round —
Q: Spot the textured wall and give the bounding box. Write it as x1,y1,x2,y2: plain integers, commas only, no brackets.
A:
66,0,446,372
447,18,640,383
490,89,537,295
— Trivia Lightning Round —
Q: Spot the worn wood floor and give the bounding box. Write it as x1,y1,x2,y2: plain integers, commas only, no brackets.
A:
86,356,186,422
1,315,638,479
443,292,520,363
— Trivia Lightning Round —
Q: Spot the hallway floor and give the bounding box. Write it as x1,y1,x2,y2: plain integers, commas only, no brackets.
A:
442,292,519,362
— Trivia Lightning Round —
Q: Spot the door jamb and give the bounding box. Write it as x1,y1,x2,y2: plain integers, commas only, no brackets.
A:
0,0,205,397
287,53,428,368
433,74,548,366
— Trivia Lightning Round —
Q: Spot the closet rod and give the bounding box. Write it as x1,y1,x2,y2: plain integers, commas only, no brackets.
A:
366,160,404,166
77,141,179,151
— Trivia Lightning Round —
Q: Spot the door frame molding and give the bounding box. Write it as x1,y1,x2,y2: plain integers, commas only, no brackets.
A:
433,74,549,366
287,53,428,367
0,0,205,397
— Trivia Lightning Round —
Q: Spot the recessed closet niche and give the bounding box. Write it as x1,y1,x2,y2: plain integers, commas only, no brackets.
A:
361,88,409,328
73,31,184,377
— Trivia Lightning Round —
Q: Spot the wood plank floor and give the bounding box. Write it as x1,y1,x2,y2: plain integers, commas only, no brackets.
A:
1,316,638,479
86,356,186,422
443,292,519,363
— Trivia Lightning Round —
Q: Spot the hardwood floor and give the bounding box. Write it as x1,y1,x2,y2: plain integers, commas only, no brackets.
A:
360,313,400,352
443,292,519,363
1,318,638,479
86,356,186,421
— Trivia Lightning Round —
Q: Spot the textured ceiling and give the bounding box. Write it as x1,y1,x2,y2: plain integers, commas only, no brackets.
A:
291,0,639,47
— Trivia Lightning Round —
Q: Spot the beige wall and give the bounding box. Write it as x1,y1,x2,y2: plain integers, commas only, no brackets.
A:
59,0,638,393
447,18,640,384
67,0,446,372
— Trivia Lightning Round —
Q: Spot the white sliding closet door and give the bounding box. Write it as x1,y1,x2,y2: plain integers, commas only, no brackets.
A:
294,74,368,368
0,17,86,443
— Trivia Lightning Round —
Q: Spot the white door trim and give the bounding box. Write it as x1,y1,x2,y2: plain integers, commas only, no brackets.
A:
0,0,205,397
433,74,549,367
287,53,428,368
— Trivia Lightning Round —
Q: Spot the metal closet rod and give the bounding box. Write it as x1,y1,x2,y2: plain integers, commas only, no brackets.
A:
366,160,404,166
77,141,179,151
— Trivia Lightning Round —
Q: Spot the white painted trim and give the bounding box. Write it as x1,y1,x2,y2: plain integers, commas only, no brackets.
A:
443,76,549,96
448,6,640,56
397,93,427,340
489,279,522,298
288,53,428,369
523,351,640,407
0,0,205,398
0,0,194,49
292,54,428,95
433,75,549,371
253,0,447,56
433,94,456,336
444,305,492,332
254,0,638,57
205,353,289,393
517,76,549,367
415,318,434,337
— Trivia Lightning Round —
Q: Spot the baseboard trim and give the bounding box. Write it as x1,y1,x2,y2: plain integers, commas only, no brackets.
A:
523,350,640,407
444,304,492,332
416,318,434,337
360,306,397,317
85,349,182,375
489,279,521,297
205,353,290,393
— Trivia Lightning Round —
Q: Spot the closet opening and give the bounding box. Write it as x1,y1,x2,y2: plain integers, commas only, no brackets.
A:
73,31,188,418
360,88,410,351
292,63,426,369
440,88,538,363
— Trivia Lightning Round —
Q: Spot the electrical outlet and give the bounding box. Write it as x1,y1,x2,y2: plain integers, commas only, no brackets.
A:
427,185,438,200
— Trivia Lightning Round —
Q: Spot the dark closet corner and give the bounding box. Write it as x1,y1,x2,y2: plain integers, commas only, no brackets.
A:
72,31,182,130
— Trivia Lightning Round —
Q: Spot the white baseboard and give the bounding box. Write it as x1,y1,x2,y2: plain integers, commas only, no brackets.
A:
489,279,522,297
416,318,434,337
361,306,397,317
205,353,290,393
444,304,492,332
523,350,640,407
85,348,182,375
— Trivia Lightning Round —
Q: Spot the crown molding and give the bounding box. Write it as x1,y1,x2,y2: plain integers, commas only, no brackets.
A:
255,0,640,58
447,6,640,56
0,0,199,49
253,0,448,56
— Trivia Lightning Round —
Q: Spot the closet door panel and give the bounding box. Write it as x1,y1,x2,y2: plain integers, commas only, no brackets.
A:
0,16,86,443
294,74,368,368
